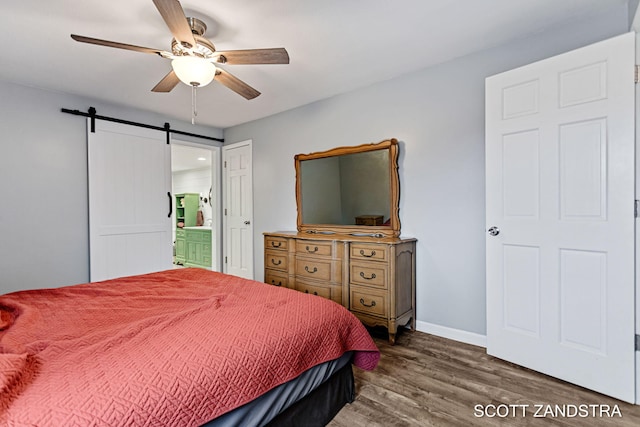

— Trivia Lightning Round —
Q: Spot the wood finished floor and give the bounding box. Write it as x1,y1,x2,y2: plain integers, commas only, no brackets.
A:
329,330,640,427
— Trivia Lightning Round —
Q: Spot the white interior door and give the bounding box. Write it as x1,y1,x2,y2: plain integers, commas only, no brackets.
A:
88,120,172,282
223,140,253,279
485,32,635,403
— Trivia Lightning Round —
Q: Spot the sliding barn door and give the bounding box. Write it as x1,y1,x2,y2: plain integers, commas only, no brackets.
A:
486,32,635,402
88,120,172,282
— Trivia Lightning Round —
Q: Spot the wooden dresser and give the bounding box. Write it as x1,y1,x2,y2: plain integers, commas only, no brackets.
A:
264,231,416,344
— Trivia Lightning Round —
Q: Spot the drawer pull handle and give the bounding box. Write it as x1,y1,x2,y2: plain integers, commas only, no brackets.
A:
270,259,282,266
304,266,318,274
271,241,282,248
305,246,319,253
359,271,376,280
359,298,376,308
304,290,319,296
271,280,282,287
360,249,376,258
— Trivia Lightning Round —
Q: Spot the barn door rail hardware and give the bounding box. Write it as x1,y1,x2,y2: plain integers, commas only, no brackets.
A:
61,106,224,143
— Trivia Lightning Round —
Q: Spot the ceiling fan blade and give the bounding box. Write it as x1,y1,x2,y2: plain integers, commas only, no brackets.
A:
215,48,290,65
71,34,166,56
152,0,197,49
152,70,181,92
215,69,261,100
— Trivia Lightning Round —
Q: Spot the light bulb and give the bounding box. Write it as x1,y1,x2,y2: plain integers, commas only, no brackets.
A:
171,56,217,87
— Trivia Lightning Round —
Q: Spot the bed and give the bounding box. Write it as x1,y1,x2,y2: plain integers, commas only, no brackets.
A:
0,268,379,426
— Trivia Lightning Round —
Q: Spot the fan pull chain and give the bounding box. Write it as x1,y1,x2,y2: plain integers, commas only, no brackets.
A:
191,84,198,125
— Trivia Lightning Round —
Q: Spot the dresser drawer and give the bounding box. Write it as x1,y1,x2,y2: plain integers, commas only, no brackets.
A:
176,229,185,239
350,261,388,289
350,243,389,262
350,286,387,318
265,250,288,272
265,236,289,251
295,240,334,257
265,269,288,287
296,282,332,299
295,257,332,281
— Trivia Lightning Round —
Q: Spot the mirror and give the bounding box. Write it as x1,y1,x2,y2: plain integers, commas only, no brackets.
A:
295,138,400,237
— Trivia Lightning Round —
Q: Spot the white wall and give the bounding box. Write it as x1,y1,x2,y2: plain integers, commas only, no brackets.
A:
0,81,223,293
224,6,629,338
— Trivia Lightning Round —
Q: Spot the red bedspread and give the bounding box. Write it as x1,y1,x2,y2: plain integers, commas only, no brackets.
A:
0,269,379,426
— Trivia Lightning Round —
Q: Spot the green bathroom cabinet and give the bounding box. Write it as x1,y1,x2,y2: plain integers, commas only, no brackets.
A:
175,193,199,265
175,193,200,228
184,228,212,268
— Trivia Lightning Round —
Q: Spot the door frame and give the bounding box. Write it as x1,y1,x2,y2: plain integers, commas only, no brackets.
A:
633,17,640,406
631,5,640,405
171,139,222,271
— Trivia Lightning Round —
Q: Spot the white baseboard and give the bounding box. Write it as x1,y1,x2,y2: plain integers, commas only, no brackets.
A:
416,320,487,348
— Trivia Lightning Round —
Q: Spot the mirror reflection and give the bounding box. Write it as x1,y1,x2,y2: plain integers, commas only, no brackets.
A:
300,150,390,225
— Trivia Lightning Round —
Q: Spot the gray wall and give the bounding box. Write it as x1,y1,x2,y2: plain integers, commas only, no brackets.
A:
0,81,222,293
224,7,629,336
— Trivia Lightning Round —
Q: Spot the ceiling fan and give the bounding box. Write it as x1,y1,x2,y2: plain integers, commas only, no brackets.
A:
70,0,289,102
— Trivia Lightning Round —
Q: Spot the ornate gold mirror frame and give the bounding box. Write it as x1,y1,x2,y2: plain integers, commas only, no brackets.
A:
295,138,400,237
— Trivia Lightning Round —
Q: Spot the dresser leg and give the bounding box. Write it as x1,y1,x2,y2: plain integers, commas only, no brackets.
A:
388,332,396,345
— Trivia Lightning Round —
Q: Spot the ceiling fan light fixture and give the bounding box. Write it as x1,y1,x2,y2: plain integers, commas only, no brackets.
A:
171,56,216,87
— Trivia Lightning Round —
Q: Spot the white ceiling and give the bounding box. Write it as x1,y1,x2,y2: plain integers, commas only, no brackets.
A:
0,0,628,129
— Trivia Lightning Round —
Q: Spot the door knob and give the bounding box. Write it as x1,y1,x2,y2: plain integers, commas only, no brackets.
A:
244,220,251,225
488,226,500,236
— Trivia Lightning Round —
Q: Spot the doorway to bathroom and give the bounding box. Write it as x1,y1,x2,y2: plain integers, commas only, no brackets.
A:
171,141,221,272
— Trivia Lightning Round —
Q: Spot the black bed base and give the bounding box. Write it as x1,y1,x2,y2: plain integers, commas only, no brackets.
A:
265,362,355,427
